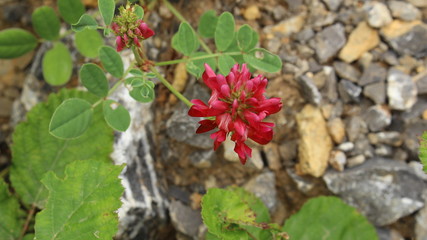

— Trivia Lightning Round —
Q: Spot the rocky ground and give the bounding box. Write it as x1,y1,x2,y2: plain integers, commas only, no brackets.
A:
1,0,427,239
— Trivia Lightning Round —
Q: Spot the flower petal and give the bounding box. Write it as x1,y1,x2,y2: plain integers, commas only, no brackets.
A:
196,119,217,133
234,141,252,164
211,130,226,150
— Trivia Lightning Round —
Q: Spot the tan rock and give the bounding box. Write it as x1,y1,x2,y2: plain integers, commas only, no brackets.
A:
296,104,333,177
339,22,380,63
380,20,422,39
329,150,346,172
327,117,346,144
422,110,427,120
263,143,281,170
169,62,188,103
264,14,306,38
243,5,261,20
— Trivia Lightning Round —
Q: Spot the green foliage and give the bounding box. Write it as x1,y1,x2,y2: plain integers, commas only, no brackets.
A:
80,63,109,97
58,0,85,24
218,55,236,75
42,42,72,86
126,77,155,103
75,29,104,58
215,12,235,51
49,98,93,139
173,22,199,56
186,51,216,78
103,100,131,132
237,24,256,51
198,10,217,38
0,180,25,240
98,0,115,25
243,48,282,73
134,5,144,19
99,46,124,78
283,196,378,240
71,14,99,32
32,6,60,40
420,131,427,173
0,28,37,59
34,160,124,240
10,89,113,207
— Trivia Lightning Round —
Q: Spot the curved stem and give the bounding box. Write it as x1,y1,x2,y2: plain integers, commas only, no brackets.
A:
19,204,36,240
155,51,242,66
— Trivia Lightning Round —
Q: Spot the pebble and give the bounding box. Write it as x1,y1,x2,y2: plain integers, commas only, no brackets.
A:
322,0,343,11
312,70,326,89
0,98,12,117
346,154,365,168
297,74,322,106
278,140,297,167
333,61,361,83
338,79,362,103
414,71,427,95
314,23,346,63
363,81,386,105
243,5,261,20
388,1,421,21
189,150,215,168
368,131,403,147
337,142,355,152
339,22,380,63
323,66,338,102
384,23,427,58
363,1,392,28
246,148,264,170
264,13,306,37
382,51,399,65
223,138,240,162
169,200,202,238
263,143,282,170
295,27,315,42
286,168,315,193
345,116,367,142
407,0,427,7
359,63,387,86
244,171,277,211
329,150,346,171
351,136,375,158
364,105,392,132
327,117,346,144
387,68,417,110
374,144,393,157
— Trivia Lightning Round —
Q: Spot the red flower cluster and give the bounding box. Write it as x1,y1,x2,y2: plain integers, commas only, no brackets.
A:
112,19,154,52
188,64,282,164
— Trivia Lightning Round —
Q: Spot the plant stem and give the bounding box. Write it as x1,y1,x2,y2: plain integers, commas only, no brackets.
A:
19,204,37,240
149,65,192,107
155,51,242,66
162,0,213,54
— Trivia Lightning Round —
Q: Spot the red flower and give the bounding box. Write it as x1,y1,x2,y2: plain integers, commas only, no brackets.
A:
188,64,282,164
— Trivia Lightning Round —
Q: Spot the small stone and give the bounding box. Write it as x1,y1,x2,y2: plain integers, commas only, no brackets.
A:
338,79,362,103
243,5,261,20
314,23,346,63
423,110,427,120
329,150,346,171
263,143,282,170
363,1,392,28
388,1,421,21
170,63,188,103
351,136,374,158
346,154,366,168
296,104,333,177
339,22,380,63
368,131,403,147
346,116,367,142
244,171,277,211
223,138,240,162
364,105,392,132
286,169,315,193
337,142,355,152
414,71,427,95
407,0,427,7
382,51,399,66
0,98,12,117
247,148,264,170
313,70,327,89
297,75,322,106
295,27,315,42
322,0,343,11
333,61,361,83
189,150,215,168
264,14,306,37
383,23,427,58
363,82,386,104
272,5,287,21
327,118,346,144
279,140,297,167
359,63,387,86
374,144,393,157
387,68,417,110
394,148,408,162
358,52,373,69
169,200,203,237
323,66,338,102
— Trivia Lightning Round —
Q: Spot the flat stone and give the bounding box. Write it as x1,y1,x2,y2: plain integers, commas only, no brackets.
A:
337,142,354,152
383,23,427,58
351,136,374,158
380,20,422,39
314,23,346,63
264,13,306,37
364,1,392,28
244,171,277,211
404,120,427,159
382,51,399,66
169,200,203,237
346,154,366,168
345,116,367,142
364,105,392,132
407,0,427,7
296,104,333,177
327,117,346,144
363,81,386,104
387,68,417,110
329,150,346,171
297,75,322,106
246,148,264,170
279,140,298,167
322,0,343,11
333,61,361,83
368,131,403,147
414,71,427,95
286,169,315,193
323,66,338,102
339,21,380,63
223,138,240,162
388,1,421,21
324,158,427,226
359,63,387,86
295,27,315,42
338,79,362,103
374,144,393,157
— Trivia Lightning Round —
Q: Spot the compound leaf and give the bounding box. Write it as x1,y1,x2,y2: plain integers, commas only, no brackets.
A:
0,179,25,240
58,0,85,24
42,42,72,86
218,54,236,75
174,22,199,56
243,48,282,73
80,63,109,97
71,14,98,32
99,46,124,78
198,10,217,38
215,12,235,51
75,29,104,58
32,6,60,40
98,0,115,25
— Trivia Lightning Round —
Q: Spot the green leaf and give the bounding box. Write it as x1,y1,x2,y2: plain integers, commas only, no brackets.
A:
129,85,155,103
103,100,131,132
58,0,85,24
22,234,35,240
42,42,72,86
10,89,113,207
99,46,124,78
218,55,236,75
243,48,282,73
34,160,124,240
215,12,235,51
0,28,37,59
71,14,98,32
80,63,109,97
174,22,199,56
134,5,144,19
0,179,25,240
237,24,253,51
186,51,216,78
198,10,218,38
283,196,378,240
98,0,115,25
420,131,427,173
75,29,104,58
32,6,60,40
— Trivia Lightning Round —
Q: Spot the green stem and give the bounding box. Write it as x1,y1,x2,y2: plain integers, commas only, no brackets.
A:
149,65,192,107
162,0,213,54
155,51,242,66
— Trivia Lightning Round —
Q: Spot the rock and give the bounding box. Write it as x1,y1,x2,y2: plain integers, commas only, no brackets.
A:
0,98,12,117
339,22,380,63
338,79,362,103
424,110,427,120
327,117,346,144
333,61,361,83
323,66,338,102
404,120,427,159
387,68,417,110
346,154,365,168
407,0,427,7
279,140,297,167
382,22,427,58
271,5,287,21
247,148,264,170
364,105,392,132
223,138,240,162
363,1,392,28
414,71,427,95
377,228,404,240
363,81,386,104
324,158,427,226
345,116,368,142
374,144,393,157
368,132,403,147
359,63,387,86
169,200,203,238
337,142,354,152
297,75,322,106
243,5,261,20
314,23,346,63
189,150,215,168
169,63,188,103
244,171,277,211
295,27,315,42
312,70,326,89
416,197,427,240
264,13,306,38
295,104,333,177
263,143,282,170
388,1,421,21
322,0,343,11
307,0,336,28
286,169,315,193
329,150,346,171
382,51,399,66
351,136,374,158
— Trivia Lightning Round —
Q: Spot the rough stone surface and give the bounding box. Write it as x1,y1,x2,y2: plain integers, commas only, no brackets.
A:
416,197,427,240
323,66,338,102
324,158,427,226
407,0,427,7
244,171,277,211
0,98,12,117
388,1,421,22
189,150,215,168
264,13,306,37
337,142,354,152
404,120,427,159
169,200,203,238
286,169,315,193
279,140,297,167
368,131,403,147
339,22,380,63
363,81,386,104
364,105,392,132
346,154,366,168
263,143,282,170
295,104,333,177
314,23,346,63
322,0,343,11
359,63,387,86
364,1,392,28
338,79,362,103
414,71,427,95
385,24,427,58
327,117,346,144
297,75,322,106
345,116,367,142
387,68,417,110
333,61,361,83
329,150,346,171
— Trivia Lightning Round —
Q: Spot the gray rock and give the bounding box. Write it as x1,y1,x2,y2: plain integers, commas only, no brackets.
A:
401,98,427,124
351,136,374,158
189,150,215,168
323,158,427,226
322,0,343,11
363,81,386,104
279,140,297,167
416,198,427,240
374,144,393,157
314,23,346,63
169,200,203,238
381,51,399,66
298,75,322,105
359,63,387,86
244,171,277,212
286,169,315,193
388,1,421,21
364,105,392,132
324,66,339,102
363,1,392,28
263,143,282,170
246,148,264,170
295,27,315,42
346,116,367,142
346,154,366,168
338,79,362,103
404,120,427,159
414,71,427,95
387,68,417,110
387,25,427,58
333,61,361,83
376,228,404,240
368,131,403,147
